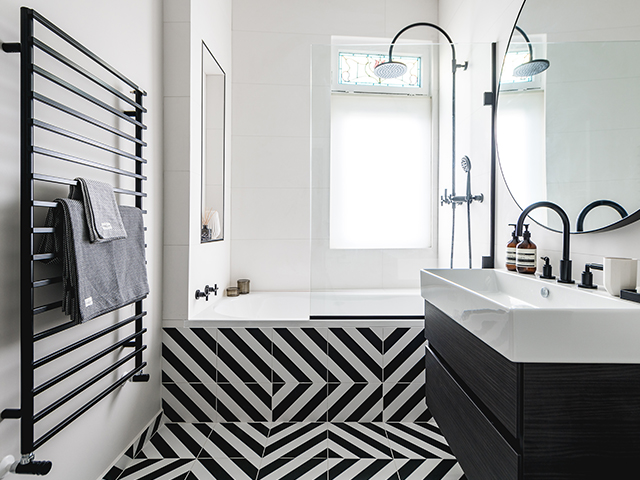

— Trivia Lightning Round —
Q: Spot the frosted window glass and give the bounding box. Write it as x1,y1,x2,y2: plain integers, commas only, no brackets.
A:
330,94,431,249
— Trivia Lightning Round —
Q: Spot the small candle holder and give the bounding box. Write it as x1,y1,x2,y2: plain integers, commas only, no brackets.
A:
237,279,250,295
226,287,239,297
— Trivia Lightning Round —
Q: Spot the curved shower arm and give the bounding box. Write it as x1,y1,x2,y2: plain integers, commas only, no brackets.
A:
513,25,534,60
386,22,462,73
576,200,628,232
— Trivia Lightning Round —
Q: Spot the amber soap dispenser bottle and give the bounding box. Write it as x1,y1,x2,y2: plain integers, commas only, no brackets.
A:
516,224,537,274
506,223,519,271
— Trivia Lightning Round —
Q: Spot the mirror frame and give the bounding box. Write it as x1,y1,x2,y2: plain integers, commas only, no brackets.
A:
497,1,640,234
200,41,226,243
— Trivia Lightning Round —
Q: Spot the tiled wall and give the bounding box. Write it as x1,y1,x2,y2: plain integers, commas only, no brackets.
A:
161,326,429,423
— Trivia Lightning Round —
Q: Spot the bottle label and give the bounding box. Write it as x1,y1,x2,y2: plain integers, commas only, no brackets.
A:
516,248,537,268
506,247,516,265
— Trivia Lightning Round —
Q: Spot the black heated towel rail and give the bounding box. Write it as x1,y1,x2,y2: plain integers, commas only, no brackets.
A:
1,7,149,475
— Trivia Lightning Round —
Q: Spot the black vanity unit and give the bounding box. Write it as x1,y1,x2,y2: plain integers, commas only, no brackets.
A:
424,301,640,479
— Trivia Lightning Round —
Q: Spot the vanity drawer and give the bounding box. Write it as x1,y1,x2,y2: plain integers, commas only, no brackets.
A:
424,300,519,438
426,346,520,480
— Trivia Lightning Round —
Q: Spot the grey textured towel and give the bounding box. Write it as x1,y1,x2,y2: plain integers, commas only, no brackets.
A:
69,177,127,243
40,198,149,324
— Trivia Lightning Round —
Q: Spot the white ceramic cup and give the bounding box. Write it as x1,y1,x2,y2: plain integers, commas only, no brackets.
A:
603,257,638,296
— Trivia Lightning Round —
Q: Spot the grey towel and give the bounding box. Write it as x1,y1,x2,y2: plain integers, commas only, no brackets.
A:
69,177,127,243
40,198,149,324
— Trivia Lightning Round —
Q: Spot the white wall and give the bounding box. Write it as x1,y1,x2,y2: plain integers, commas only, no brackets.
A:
0,2,163,479
440,0,640,283
163,0,232,320
231,0,439,291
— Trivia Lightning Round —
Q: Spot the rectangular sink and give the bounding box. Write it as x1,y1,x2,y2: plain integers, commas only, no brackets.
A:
421,269,640,363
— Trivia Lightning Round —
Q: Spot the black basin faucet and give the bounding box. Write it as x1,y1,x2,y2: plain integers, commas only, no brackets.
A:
516,201,574,284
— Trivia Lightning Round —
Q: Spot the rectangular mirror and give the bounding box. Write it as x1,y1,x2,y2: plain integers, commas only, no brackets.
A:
201,41,225,242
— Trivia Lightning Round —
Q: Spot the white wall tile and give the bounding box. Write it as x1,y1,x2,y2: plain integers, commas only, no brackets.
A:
232,135,310,188
230,239,311,291
232,83,310,137
163,0,190,22
163,246,190,319
164,96,191,171
310,240,384,290
233,31,329,86
384,0,439,39
231,187,310,240
163,21,191,97
164,171,191,246
232,0,386,37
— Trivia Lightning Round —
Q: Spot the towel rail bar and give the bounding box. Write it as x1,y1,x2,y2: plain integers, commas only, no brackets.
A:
34,146,146,180
33,173,148,197
34,93,147,147
33,320,75,342
34,345,147,422
33,120,146,163
34,312,145,367
34,331,146,396
33,301,63,315
3,8,149,471
31,9,144,93
32,276,62,288
33,38,147,112
33,362,147,451
34,66,147,130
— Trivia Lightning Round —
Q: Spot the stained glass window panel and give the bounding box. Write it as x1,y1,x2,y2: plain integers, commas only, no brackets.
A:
338,52,421,87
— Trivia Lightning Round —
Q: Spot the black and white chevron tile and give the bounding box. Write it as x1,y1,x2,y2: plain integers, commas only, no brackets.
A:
103,412,163,480
115,421,466,480
162,326,428,423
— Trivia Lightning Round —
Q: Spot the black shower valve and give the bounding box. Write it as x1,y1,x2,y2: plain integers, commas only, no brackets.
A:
195,284,218,301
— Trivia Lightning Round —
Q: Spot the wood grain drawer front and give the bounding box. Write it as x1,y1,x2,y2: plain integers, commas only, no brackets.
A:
424,301,519,438
426,347,520,480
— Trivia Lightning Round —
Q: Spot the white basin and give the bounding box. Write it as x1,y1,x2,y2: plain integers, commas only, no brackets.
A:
421,268,640,363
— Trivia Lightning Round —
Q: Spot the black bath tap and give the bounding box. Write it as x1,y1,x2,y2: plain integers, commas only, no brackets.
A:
516,201,574,284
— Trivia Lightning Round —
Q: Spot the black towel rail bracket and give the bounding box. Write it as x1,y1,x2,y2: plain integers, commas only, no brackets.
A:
2,7,149,475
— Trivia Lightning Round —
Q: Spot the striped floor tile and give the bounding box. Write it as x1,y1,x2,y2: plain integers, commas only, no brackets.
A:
263,422,328,461
328,423,392,459
200,423,269,460
385,423,454,459
394,459,465,480
118,459,195,479
136,423,213,459
327,458,400,479
258,458,328,480
187,458,258,480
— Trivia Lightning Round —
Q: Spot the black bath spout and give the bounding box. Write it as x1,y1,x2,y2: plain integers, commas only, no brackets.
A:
576,199,628,232
516,201,574,284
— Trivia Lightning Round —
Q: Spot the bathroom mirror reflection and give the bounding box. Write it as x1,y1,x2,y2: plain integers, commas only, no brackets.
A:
201,42,225,243
496,0,640,233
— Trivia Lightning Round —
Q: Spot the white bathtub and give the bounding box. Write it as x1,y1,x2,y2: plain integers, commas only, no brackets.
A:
174,289,424,327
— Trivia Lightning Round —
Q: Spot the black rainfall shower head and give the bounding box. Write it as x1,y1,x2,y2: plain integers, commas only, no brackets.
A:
374,60,407,79
461,156,471,173
513,58,550,77
512,25,550,77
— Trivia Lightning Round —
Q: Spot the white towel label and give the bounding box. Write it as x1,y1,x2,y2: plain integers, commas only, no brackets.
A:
85,297,93,307
101,222,112,230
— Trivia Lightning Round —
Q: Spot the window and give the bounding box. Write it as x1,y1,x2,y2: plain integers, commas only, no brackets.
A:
338,52,421,88
330,93,432,249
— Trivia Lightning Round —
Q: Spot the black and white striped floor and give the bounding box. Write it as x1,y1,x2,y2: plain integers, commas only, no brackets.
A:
114,421,466,479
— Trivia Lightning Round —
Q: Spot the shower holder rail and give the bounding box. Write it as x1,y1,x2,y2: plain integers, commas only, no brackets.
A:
1,7,149,475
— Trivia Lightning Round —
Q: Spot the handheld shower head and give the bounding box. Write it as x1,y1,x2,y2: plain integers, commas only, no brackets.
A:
461,156,471,173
